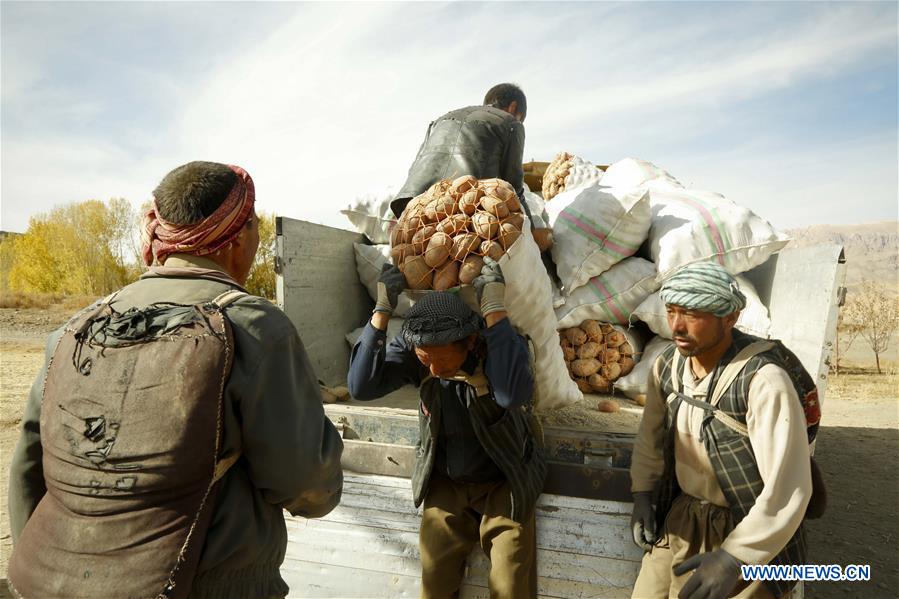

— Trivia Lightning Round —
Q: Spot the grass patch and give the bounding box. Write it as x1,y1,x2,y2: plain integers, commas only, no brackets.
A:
0,290,99,311
827,368,898,402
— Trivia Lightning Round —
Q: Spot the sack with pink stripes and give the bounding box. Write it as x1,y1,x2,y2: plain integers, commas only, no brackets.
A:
545,185,651,295
601,158,788,281
555,257,659,329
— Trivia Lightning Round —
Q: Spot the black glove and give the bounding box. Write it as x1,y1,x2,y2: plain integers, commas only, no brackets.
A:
674,548,743,599
472,256,505,316
375,263,405,314
630,491,657,551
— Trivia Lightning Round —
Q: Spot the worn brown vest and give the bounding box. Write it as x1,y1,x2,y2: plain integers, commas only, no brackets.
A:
8,290,244,599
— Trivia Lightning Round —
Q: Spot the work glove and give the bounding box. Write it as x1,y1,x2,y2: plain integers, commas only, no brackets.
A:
473,256,505,316
630,491,657,551
375,263,405,314
674,548,743,599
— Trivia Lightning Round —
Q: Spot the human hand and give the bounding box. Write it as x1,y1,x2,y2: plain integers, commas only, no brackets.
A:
473,256,505,316
375,263,405,314
673,549,742,599
630,491,657,551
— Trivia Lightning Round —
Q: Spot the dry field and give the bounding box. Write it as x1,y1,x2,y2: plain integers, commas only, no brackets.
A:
0,305,896,597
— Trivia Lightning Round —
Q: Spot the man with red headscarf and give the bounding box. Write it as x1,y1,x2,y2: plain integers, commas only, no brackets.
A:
7,161,343,599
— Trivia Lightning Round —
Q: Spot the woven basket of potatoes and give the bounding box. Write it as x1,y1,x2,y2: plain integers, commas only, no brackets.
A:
559,320,636,394
390,176,526,291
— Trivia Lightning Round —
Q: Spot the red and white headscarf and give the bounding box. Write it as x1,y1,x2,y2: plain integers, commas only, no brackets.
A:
141,164,255,266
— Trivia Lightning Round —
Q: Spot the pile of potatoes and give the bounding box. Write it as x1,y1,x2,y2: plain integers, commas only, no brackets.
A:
542,151,574,201
559,320,636,394
390,176,526,291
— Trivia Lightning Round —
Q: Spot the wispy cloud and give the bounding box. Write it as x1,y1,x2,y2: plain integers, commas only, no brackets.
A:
1,1,895,234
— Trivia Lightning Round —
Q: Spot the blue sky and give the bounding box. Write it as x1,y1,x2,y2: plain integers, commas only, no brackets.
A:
1,1,896,233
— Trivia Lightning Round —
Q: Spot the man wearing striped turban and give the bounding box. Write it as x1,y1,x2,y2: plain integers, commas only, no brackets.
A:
8,162,343,599
629,262,813,599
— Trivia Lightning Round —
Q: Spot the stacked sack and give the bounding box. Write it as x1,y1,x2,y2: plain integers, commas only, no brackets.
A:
558,320,640,394
539,154,788,403
390,176,525,290
542,152,605,201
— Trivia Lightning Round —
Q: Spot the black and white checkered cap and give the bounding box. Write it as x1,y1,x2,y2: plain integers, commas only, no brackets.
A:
402,291,483,346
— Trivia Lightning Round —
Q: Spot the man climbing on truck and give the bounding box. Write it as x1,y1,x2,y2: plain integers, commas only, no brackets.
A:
347,258,546,599
629,262,814,599
391,82,529,221
7,161,344,599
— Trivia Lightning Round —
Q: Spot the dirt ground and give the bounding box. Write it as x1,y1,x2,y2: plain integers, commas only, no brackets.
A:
0,306,896,597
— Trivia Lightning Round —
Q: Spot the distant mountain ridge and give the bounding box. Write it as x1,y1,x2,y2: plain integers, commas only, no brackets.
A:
785,221,897,292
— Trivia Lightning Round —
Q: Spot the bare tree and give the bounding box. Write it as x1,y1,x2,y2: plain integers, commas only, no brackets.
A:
844,280,899,374
834,308,864,374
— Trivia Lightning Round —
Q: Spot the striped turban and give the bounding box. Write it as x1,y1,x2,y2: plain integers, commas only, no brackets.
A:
402,292,483,347
659,262,746,317
141,164,255,266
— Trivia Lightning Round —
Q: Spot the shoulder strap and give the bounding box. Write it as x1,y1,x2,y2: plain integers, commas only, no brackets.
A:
708,340,775,406
210,290,248,309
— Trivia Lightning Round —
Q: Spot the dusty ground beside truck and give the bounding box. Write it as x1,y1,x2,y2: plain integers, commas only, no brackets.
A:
1,305,896,598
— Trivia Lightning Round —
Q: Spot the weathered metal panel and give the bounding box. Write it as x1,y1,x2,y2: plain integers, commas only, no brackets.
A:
281,473,641,598
276,217,373,386
743,244,846,407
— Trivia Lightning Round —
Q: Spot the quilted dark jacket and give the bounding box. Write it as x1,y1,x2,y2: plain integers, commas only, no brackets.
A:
392,105,525,217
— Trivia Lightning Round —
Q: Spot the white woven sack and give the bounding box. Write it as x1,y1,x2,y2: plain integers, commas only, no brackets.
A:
353,243,412,317
546,185,651,295
631,275,771,339
499,216,582,411
341,189,398,244
648,187,789,281
523,187,549,229
564,155,605,193
555,257,659,329
346,317,405,348
614,336,673,401
600,158,683,191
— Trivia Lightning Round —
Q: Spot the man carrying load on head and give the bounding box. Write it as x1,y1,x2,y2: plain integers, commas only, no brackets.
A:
8,161,344,599
347,259,547,599
629,262,816,599
392,83,529,220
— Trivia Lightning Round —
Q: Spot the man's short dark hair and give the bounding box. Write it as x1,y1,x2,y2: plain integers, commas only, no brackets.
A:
153,161,238,225
483,83,527,119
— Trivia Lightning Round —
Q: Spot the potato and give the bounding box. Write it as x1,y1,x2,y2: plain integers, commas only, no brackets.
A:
481,195,510,219
571,358,601,377
562,346,577,362
459,189,483,216
602,348,621,364
402,255,432,290
577,341,602,360
480,178,516,194
432,197,458,220
412,225,437,254
424,232,453,268
390,225,404,248
588,374,612,394
619,356,636,376
480,240,504,261
504,212,524,230
450,175,478,197
433,261,460,291
581,320,603,342
498,222,521,250
533,228,554,252
605,330,627,348
459,255,484,285
472,212,499,240
563,327,587,346
391,243,415,265
633,394,647,407
600,362,622,381
505,192,521,213
597,399,620,413
575,378,592,394
451,233,480,261
436,213,469,236
424,199,441,222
